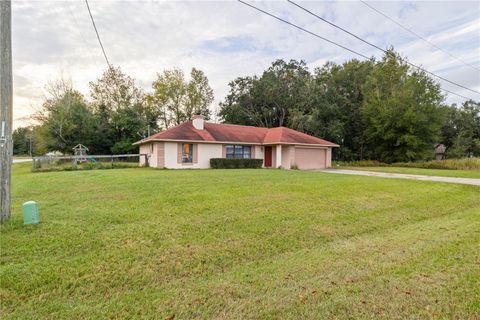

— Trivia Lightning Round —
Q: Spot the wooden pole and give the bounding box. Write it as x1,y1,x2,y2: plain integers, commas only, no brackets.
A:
0,0,12,223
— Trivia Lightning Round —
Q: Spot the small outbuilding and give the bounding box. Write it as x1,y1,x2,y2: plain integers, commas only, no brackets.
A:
434,143,446,160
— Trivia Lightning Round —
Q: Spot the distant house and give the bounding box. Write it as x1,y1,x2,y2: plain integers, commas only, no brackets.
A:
134,115,339,170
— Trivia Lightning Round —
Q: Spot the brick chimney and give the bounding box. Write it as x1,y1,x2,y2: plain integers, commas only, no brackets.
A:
192,115,204,130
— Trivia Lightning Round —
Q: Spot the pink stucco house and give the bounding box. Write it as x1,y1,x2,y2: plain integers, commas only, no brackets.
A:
134,115,339,169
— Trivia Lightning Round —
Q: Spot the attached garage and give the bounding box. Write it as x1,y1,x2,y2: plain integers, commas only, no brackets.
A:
294,147,327,170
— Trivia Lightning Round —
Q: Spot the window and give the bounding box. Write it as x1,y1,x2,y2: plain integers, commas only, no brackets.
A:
226,145,251,159
182,143,193,163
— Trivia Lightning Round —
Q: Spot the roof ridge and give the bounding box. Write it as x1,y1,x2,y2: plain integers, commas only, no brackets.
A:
207,121,270,130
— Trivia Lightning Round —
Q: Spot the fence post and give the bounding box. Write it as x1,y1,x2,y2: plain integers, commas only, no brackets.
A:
111,155,113,168
31,157,35,172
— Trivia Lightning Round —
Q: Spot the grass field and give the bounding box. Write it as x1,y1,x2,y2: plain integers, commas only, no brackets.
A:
341,166,480,179
1,163,479,319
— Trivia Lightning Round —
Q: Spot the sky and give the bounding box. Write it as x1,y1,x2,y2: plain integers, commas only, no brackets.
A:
11,0,480,128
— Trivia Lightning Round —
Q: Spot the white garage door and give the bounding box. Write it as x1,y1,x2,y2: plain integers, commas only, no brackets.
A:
294,147,326,170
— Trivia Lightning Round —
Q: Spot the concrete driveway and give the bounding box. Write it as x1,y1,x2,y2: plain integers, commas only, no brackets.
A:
318,169,480,186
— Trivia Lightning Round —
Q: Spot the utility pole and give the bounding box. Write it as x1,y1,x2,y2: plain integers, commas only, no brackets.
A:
0,0,12,223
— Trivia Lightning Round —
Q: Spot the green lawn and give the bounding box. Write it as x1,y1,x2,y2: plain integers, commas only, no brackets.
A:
1,164,479,319
340,166,480,179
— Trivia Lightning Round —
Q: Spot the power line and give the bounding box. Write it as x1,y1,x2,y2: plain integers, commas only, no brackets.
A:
359,0,480,72
236,0,476,101
85,0,111,69
238,0,372,60
287,0,480,96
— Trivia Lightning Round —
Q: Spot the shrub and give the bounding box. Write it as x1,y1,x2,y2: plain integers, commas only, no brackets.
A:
334,157,480,170
333,160,389,167
393,157,480,170
210,158,263,169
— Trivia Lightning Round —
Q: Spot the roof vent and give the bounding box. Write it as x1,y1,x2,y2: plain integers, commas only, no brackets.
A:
192,115,204,130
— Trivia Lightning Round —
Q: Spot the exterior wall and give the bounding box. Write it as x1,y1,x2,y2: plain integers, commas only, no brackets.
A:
139,142,164,168
156,142,165,168
326,148,332,168
293,146,327,170
139,143,150,166
253,145,263,160
282,145,297,169
275,145,282,168
270,146,276,168
164,142,222,169
139,142,334,170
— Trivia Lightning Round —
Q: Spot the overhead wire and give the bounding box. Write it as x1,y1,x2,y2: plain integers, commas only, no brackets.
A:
237,0,477,100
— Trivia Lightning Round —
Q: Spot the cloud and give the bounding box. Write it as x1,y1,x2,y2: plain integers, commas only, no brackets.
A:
11,0,480,128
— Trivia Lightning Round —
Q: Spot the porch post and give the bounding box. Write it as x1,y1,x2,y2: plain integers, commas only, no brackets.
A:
276,145,282,168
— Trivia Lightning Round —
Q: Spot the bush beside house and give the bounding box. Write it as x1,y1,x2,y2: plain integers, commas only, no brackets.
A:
210,158,263,169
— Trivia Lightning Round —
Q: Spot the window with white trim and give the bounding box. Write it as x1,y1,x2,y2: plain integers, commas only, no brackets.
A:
182,143,193,163
226,145,251,159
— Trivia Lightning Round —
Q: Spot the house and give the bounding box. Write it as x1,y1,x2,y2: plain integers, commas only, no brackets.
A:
133,115,339,170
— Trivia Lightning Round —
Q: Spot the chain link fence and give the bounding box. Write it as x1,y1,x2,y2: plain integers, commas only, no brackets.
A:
32,154,147,172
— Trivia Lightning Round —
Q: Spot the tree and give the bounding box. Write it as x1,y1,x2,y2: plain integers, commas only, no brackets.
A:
290,60,374,160
441,100,480,157
186,68,214,120
89,66,153,154
147,68,214,128
362,51,445,162
12,127,34,156
219,60,311,128
148,69,187,127
89,66,143,111
32,79,96,153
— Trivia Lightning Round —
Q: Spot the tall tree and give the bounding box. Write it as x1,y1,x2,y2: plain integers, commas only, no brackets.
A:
149,69,187,127
441,100,480,157
186,68,214,120
219,60,311,127
33,79,96,153
89,66,153,153
89,66,143,111
147,68,214,128
290,60,374,160
362,51,445,162
12,127,34,156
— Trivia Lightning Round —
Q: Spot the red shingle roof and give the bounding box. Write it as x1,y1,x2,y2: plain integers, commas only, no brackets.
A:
134,121,339,147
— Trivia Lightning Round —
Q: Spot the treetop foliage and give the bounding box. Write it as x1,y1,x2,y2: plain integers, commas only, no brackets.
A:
218,50,479,162
18,66,214,155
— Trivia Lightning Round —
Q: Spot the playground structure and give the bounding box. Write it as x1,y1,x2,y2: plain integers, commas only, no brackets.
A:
72,144,89,164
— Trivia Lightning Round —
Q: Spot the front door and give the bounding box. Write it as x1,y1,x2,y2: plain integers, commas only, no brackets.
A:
264,146,272,167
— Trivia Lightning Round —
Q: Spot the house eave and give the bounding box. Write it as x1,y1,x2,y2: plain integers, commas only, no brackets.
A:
134,138,338,148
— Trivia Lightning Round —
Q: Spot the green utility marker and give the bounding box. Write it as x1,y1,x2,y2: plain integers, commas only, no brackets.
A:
22,201,40,225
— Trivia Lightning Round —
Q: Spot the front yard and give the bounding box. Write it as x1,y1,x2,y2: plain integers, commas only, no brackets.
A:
1,164,479,319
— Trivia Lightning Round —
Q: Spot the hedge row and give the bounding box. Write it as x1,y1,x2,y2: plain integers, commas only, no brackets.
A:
210,158,263,169
334,157,480,170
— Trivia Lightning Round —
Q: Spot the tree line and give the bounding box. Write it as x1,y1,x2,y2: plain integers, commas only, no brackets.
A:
14,66,214,155
219,51,479,162
14,50,479,163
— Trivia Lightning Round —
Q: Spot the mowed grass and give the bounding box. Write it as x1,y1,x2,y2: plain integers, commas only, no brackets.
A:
341,166,480,179
1,164,479,319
